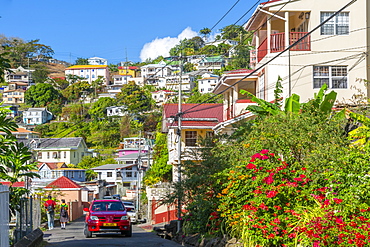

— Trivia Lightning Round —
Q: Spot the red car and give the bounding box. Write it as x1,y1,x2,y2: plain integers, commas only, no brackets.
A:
83,199,132,238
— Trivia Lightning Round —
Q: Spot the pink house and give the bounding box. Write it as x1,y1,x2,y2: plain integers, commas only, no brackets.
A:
45,176,85,221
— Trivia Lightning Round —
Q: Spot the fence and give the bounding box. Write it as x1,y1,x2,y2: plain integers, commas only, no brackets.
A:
13,196,41,244
0,185,9,247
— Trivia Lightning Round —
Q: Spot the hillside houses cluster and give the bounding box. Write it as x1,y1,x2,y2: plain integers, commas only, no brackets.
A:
0,0,369,225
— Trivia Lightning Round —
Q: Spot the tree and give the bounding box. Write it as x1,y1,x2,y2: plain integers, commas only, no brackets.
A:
47,77,70,90
183,62,196,72
0,51,11,84
25,83,63,107
116,82,154,113
31,63,50,83
88,97,117,120
0,109,39,214
62,81,90,103
75,57,89,65
91,76,105,99
200,28,212,42
143,132,172,186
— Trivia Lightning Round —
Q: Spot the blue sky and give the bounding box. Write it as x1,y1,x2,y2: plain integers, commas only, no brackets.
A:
0,0,261,64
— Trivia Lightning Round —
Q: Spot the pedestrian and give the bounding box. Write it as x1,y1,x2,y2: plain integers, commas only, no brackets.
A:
60,199,69,229
44,195,56,230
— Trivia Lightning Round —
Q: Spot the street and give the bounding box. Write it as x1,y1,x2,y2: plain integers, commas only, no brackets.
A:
43,217,182,247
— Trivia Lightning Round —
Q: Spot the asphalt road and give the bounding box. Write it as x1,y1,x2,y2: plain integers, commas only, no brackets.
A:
43,217,182,247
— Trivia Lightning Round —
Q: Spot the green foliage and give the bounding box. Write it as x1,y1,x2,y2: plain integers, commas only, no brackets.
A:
116,81,154,113
25,83,63,107
88,97,117,120
62,81,91,103
0,51,11,84
75,57,89,65
143,132,171,186
31,63,50,83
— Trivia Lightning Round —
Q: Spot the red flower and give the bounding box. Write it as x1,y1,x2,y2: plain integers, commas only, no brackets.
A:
252,153,262,159
267,233,275,239
263,176,274,184
246,163,256,169
301,167,307,171
299,174,306,178
259,203,269,210
261,155,269,160
273,218,281,224
266,190,278,198
274,205,282,210
260,149,269,154
333,198,343,204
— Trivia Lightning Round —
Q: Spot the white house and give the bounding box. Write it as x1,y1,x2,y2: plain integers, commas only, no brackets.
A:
5,66,34,84
245,0,368,104
23,108,53,125
106,106,127,117
29,137,91,165
151,90,177,105
88,57,108,65
65,65,110,85
198,74,219,93
141,61,176,87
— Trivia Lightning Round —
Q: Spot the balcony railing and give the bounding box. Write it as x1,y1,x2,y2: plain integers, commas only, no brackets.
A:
253,32,311,63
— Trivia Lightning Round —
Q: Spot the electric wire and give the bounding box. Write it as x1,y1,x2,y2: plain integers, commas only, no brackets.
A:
178,0,358,116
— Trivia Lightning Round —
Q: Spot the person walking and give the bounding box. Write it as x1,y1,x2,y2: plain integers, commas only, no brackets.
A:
44,195,56,230
59,199,69,229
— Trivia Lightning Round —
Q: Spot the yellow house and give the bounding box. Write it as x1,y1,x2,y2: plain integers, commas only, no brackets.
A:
118,66,140,77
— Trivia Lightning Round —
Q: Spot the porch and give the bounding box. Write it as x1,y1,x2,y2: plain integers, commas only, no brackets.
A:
250,32,311,65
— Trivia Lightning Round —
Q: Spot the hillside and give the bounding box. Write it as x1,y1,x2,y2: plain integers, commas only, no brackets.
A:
47,63,67,78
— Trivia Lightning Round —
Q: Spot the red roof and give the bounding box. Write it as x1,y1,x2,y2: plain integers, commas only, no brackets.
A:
164,104,223,128
225,69,254,75
261,0,282,4
118,66,139,70
45,176,82,189
0,181,25,187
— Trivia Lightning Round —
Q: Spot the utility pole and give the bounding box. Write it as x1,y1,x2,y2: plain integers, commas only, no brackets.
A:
176,48,183,233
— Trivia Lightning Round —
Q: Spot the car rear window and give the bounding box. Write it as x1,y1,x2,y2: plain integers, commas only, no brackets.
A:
92,202,125,211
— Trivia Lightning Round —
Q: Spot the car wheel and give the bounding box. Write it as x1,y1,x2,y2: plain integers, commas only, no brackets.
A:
122,226,132,237
84,225,92,238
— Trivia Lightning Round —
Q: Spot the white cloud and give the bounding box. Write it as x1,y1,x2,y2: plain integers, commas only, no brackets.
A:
139,27,198,62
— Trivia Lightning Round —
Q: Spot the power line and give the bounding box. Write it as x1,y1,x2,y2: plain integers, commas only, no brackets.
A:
210,0,241,31
179,0,358,116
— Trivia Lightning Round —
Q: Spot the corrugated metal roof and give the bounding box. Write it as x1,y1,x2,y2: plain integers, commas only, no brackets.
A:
33,137,83,149
163,104,223,128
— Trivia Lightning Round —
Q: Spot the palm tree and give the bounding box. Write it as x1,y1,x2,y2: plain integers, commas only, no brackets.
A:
200,28,212,42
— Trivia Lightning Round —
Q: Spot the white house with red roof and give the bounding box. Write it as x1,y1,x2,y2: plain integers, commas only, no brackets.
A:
246,0,368,105
151,90,177,105
162,103,223,181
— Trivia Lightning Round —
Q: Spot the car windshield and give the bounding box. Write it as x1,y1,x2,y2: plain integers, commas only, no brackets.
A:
92,202,125,211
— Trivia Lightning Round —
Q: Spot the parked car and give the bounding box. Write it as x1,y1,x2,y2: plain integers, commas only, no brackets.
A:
123,201,137,223
83,199,132,238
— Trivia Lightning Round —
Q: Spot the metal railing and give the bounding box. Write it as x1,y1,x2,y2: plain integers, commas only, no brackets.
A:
0,185,9,247
13,196,41,244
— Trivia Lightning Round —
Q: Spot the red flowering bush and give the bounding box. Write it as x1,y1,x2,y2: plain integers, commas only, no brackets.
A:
217,149,370,246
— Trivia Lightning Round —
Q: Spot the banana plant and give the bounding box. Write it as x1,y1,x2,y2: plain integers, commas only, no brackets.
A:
347,111,370,148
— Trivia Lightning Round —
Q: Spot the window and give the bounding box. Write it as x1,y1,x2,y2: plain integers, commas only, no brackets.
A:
107,172,113,177
313,66,347,89
64,152,67,158
71,171,74,178
47,152,50,159
185,131,197,147
206,131,214,139
79,171,83,178
53,152,58,158
320,12,349,35
126,167,132,177
92,74,95,78
38,152,42,159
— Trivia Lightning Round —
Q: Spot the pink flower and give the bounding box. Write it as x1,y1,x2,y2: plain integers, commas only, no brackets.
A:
293,177,303,182
261,149,269,154
273,218,280,224
263,176,274,184
259,203,268,210
299,174,306,178
266,191,278,198
261,155,269,160
252,153,262,159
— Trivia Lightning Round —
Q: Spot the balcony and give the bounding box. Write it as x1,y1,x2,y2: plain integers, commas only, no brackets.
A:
250,32,311,63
